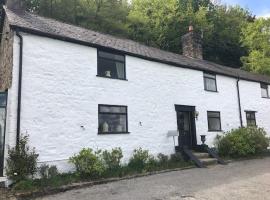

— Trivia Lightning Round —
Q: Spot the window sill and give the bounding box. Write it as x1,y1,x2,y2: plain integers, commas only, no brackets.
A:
204,89,218,93
98,132,130,135
96,75,128,81
208,130,223,132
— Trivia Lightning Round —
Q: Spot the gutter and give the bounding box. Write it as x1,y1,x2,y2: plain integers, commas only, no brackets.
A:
16,31,23,145
237,77,243,127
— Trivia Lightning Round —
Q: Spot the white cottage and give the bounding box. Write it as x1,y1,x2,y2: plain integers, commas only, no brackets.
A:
0,6,270,182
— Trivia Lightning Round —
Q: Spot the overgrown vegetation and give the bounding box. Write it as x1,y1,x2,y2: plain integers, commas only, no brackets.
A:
215,127,270,158
69,148,105,179
11,145,192,192
3,0,268,70
5,135,39,182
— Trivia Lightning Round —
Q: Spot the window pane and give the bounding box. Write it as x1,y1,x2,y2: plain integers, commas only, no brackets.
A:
98,58,125,79
261,88,268,97
0,93,7,107
99,51,125,62
204,73,215,79
246,112,256,126
208,118,221,131
208,112,220,118
247,119,256,126
205,78,217,91
99,114,127,133
100,106,126,113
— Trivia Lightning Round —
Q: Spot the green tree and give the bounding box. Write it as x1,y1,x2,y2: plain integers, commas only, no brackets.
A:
241,18,270,75
25,0,130,36
203,5,252,67
2,0,255,69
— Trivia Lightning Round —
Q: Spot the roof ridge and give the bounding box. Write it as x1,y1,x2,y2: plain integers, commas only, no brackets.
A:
3,6,270,83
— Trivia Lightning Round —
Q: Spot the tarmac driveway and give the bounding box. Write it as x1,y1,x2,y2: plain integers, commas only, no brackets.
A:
37,157,270,200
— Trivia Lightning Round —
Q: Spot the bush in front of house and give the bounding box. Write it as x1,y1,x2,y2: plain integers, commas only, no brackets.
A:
6,135,39,182
102,147,124,177
102,147,123,170
69,148,105,179
215,126,270,158
128,148,153,172
39,164,59,179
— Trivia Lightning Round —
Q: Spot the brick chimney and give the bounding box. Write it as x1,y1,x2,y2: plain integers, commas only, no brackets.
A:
6,0,25,11
181,25,203,59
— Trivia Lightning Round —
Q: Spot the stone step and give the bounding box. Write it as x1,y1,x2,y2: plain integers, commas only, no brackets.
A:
192,152,209,159
199,158,218,166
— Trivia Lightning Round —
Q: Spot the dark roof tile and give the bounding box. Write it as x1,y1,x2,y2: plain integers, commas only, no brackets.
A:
4,7,270,84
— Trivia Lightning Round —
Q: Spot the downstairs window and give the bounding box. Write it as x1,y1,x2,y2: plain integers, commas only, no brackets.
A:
246,111,256,126
98,105,128,134
207,111,222,131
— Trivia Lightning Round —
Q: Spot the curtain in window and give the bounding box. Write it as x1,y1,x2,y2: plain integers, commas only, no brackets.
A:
116,62,124,79
206,78,216,91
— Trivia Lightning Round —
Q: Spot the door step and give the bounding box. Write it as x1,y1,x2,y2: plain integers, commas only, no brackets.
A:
199,158,218,166
192,152,209,159
182,147,225,168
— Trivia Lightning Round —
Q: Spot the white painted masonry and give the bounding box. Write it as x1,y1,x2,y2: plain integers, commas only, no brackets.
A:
3,33,270,174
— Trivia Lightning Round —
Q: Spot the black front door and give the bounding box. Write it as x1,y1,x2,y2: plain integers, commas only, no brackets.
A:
175,105,197,149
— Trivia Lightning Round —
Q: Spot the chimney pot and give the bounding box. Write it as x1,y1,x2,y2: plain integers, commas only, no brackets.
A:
189,25,194,32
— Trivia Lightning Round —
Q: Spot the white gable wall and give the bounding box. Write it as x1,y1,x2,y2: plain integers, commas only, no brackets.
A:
4,34,270,172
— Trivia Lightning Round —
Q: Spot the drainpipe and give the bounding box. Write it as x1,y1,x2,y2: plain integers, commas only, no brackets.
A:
237,77,243,127
16,31,23,145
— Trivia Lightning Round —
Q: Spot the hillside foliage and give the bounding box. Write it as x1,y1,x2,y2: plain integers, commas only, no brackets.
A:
1,0,270,75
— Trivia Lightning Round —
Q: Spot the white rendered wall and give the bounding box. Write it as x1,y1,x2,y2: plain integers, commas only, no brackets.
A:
239,80,270,131
4,34,270,172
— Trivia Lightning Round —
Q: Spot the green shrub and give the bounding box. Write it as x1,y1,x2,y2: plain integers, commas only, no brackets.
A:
169,153,184,163
157,153,169,168
6,135,39,182
215,127,270,158
39,164,49,179
13,179,37,191
145,156,159,172
48,165,59,178
102,148,123,170
69,148,105,178
39,164,59,179
128,148,151,172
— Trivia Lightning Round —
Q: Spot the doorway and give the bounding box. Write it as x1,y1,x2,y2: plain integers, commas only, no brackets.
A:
175,105,197,149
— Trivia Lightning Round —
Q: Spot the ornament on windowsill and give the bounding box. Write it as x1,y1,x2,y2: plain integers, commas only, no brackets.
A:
102,122,109,132
105,71,111,77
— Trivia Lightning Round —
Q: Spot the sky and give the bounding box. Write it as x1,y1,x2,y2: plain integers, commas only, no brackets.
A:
220,0,270,18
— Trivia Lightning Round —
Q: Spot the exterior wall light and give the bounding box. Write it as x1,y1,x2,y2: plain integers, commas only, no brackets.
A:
194,111,199,120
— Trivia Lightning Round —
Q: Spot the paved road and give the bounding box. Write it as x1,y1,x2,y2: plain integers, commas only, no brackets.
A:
37,157,270,200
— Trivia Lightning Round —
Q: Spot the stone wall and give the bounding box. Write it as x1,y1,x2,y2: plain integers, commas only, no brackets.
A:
181,31,203,59
0,17,14,90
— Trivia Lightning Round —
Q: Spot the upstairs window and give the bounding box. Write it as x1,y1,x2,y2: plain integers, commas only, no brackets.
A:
246,111,256,126
98,105,128,134
97,50,126,80
207,111,222,131
261,83,269,98
204,73,217,92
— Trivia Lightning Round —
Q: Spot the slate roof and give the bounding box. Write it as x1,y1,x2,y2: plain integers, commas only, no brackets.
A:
4,7,270,84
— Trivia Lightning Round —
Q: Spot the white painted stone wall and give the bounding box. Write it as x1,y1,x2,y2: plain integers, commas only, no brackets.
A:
3,34,270,173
